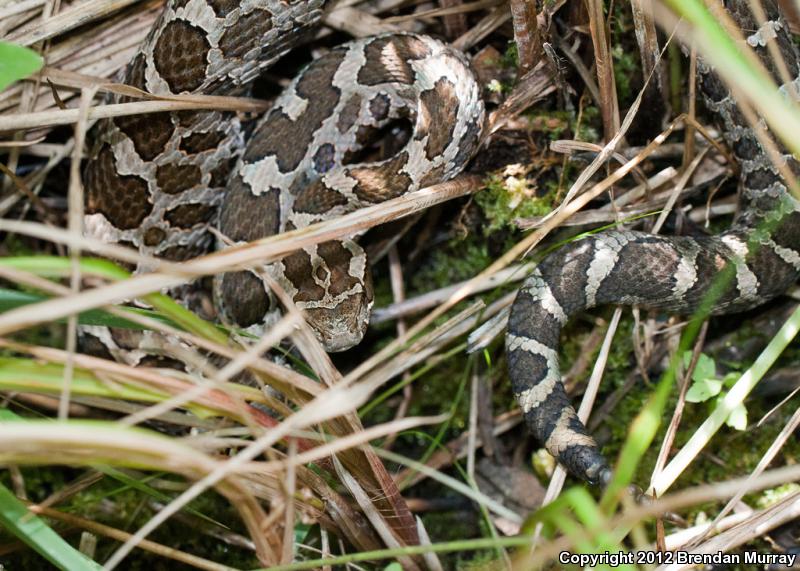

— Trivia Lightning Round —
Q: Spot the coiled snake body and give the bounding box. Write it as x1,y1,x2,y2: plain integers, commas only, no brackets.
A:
84,0,800,485
83,0,485,352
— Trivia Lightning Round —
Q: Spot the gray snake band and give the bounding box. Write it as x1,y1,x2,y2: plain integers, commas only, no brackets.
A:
82,0,799,485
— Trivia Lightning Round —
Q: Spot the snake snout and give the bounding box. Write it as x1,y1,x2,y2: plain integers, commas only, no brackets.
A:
303,290,374,352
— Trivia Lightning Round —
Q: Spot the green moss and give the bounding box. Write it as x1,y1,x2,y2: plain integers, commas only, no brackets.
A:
500,42,519,70
611,44,639,103
475,170,556,234
608,0,640,105
574,105,601,142
410,236,493,292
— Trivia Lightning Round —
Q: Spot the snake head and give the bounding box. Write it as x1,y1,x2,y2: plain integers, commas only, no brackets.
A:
290,240,374,352
301,281,373,352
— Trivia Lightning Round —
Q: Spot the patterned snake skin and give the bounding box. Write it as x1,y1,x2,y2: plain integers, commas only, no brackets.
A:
83,0,484,351
506,0,800,485
83,0,799,487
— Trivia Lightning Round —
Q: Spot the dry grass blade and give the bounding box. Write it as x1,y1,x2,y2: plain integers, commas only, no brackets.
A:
0,176,483,335
28,505,238,571
6,0,142,45
0,421,274,563
5,0,800,566
584,0,620,138
103,376,386,569
333,458,422,571
685,397,800,549
453,5,511,50
656,492,800,570
371,262,534,324
0,97,267,132
630,0,667,125
509,0,540,74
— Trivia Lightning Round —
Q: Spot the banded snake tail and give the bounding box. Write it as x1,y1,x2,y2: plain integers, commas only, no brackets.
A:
506,0,800,485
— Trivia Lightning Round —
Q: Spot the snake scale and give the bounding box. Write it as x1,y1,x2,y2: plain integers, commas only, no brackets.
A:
82,0,800,485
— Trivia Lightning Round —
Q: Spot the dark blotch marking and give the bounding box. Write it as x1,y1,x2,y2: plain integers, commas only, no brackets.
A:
209,157,236,188
293,179,349,214
219,9,272,59
312,143,336,173
153,20,210,93
282,250,326,302
180,130,227,154
123,53,147,91
161,240,207,261
593,237,682,307
143,226,166,246
165,203,216,228
453,114,483,168
317,241,359,296
747,240,799,301
535,239,594,315
419,78,459,160
84,146,152,229
155,163,202,194
337,93,362,133
369,93,391,121
349,151,411,203
733,135,761,161
218,174,280,241
419,164,446,187
79,331,116,360
114,112,174,162
357,35,430,86
677,243,734,309
744,167,779,191
219,271,271,327
699,71,728,104
207,0,239,16
506,348,549,397
506,289,562,350
243,49,345,172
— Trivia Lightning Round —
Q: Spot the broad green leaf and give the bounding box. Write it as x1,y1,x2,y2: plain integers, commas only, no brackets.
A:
686,378,722,403
725,403,748,431
691,353,717,384
721,371,740,388
0,42,43,92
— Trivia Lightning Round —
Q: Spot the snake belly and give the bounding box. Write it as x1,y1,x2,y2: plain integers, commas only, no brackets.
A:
82,1,485,354
506,0,800,485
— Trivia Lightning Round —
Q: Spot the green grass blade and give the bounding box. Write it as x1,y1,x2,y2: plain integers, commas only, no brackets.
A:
0,42,43,92
0,483,103,570
0,287,170,329
0,256,229,343
0,357,264,419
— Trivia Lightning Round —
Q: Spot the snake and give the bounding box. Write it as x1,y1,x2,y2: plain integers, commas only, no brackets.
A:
82,0,800,486
82,0,485,354
506,0,800,485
